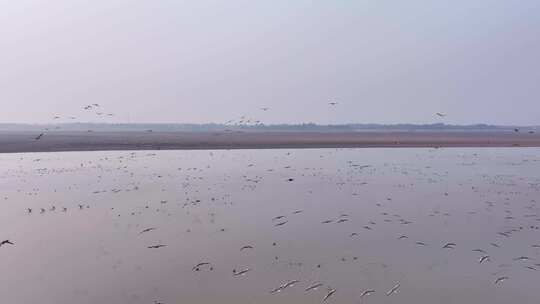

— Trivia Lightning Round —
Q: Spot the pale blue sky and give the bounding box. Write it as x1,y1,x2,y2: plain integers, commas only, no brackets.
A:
1,1,539,125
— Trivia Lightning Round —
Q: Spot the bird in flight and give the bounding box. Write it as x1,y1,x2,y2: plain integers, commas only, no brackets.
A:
240,245,254,251
329,101,338,106
35,133,45,140
472,249,486,254
513,256,532,261
442,242,456,249
283,280,300,289
479,255,490,264
192,262,212,271
0,240,14,247
436,112,446,117
323,288,336,302
386,283,400,296
147,244,167,249
139,228,156,235
233,268,251,276
494,276,509,285
305,282,324,292
360,289,375,298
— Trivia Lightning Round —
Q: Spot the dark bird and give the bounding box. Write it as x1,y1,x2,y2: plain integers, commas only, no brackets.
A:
479,255,490,264
233,268,251,276
139,228,157,235
192,262,211,271
35,133,45,140
274,221,288,227
148,244,167,249
0,240,14,247
494,276,509,285
240,245,254,251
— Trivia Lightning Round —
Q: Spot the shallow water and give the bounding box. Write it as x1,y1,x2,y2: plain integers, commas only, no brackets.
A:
1,148,539,304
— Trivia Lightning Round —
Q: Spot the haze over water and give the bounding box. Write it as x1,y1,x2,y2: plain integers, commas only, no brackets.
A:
1,148,539,304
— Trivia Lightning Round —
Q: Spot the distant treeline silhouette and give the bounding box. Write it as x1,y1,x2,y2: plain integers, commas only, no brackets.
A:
0,122,536,132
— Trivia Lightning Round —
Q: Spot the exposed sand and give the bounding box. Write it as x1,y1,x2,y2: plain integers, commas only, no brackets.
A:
1,130,540,153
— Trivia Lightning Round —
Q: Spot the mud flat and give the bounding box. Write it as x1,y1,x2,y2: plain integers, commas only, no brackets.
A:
1,130,540,153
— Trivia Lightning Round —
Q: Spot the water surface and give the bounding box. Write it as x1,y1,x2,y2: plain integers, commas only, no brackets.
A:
1,148,539,303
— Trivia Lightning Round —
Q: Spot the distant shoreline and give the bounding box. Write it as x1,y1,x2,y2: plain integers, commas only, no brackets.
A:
1,130,539,153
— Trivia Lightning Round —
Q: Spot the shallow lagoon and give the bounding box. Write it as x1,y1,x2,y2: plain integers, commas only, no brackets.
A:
1,148,539,304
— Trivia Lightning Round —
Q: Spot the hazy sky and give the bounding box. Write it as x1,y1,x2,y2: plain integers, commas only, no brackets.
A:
1,1,539,125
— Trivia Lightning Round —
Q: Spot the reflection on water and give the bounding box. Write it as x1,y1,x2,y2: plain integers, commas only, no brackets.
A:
1,148,539,304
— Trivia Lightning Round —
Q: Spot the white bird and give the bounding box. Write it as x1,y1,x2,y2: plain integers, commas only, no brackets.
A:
360,289,375,298
305,282,324,292
479,255,490,264
386,283,400,296
494,276,509,285
323,288,336,302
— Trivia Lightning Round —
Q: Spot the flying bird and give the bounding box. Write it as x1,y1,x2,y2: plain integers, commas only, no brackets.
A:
323,288,336,302
147,244,167,249
494,276,509,285
479,255,490,264
139,228,156,235
360,289,375,298
442,242,456,249
192,262,211,271
305,283,324,292
35,133,45,140
0,240,14,247
386,283,400,296
233,268,251,276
